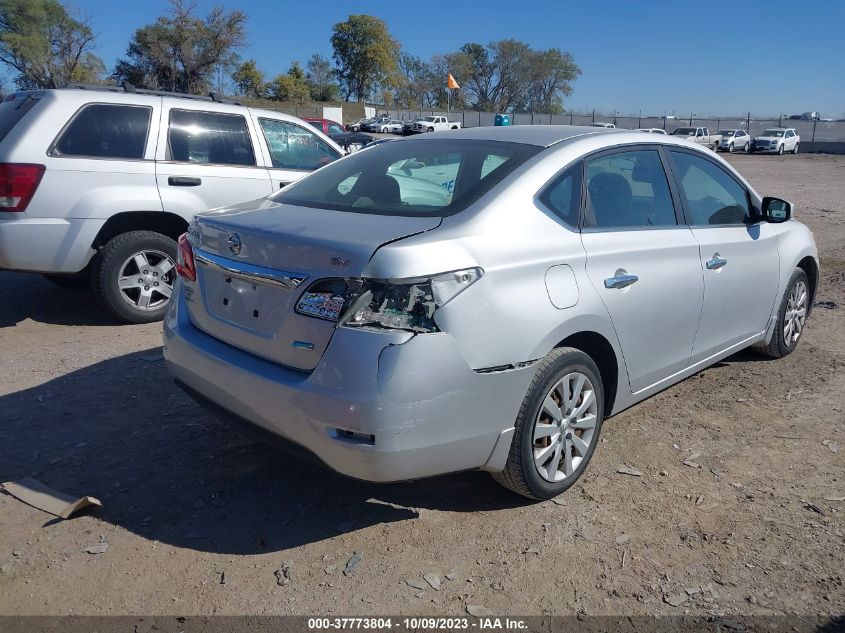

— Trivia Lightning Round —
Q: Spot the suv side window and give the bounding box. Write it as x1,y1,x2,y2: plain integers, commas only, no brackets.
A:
539,163,583,228
53,104,151,159
584,149,676,228
167,109,255,166
259,118,340,170
669,150,750,225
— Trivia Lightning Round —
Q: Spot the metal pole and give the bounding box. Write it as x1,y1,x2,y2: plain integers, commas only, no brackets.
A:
812,119,817,142
570,112,573,125
663,116,666,130
591,109,595,123
746,112,751,130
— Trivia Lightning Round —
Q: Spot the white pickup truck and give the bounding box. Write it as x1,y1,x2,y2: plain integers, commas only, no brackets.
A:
412,115,462,133
670,126,719,150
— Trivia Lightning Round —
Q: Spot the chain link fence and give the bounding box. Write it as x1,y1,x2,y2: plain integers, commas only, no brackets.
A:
376,108,845,143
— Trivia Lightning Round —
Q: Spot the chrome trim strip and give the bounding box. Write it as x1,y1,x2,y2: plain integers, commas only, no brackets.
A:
194,249,307,290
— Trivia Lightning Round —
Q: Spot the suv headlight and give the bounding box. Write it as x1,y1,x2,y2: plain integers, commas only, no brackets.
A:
295,268,483,333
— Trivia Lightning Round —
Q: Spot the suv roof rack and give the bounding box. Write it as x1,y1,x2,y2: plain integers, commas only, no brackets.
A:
66,83,243,106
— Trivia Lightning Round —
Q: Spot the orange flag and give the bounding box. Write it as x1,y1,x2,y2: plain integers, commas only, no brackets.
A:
447,73,460,90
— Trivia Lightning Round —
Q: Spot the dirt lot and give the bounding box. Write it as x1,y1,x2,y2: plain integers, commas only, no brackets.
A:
0,153,843,618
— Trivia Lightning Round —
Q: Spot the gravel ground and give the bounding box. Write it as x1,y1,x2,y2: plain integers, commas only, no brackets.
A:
0,153,843,617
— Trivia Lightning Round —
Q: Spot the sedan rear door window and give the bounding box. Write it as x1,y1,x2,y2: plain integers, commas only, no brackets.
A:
584,150,676,228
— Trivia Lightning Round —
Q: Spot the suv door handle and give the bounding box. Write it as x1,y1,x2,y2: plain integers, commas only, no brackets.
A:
168,176,202,187
706,256,728,270
604,273,639,289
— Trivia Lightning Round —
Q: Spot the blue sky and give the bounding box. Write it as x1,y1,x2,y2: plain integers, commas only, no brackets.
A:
66,0,845,117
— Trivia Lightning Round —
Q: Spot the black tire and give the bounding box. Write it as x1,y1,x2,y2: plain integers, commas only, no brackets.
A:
43,273,90,290
728,143,734,153
778,143,784,155
752,268,810,359
744,142,750,153
91,230,177,324
492,347,605,500
793,143,799,154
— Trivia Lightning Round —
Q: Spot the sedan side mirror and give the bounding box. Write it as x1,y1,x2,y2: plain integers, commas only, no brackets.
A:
762,196,792,223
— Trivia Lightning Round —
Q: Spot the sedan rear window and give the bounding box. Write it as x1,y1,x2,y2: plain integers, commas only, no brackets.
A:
273,139,541,216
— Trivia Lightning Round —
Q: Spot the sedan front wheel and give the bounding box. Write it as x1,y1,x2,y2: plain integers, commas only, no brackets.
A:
492,347,605,500
753,268,810,358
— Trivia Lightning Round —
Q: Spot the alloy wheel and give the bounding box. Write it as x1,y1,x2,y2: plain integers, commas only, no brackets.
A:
532,372,599,483
784,280,807,346
117,249,175,311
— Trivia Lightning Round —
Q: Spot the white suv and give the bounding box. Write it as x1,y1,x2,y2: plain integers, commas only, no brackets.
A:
751,128,800,155
0,86,344,322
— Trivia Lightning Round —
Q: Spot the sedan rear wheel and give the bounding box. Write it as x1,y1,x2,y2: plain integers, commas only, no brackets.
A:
778,143,784,155
728,142,734,153
793,142,800,154
492,348,604,499
744,141,750,153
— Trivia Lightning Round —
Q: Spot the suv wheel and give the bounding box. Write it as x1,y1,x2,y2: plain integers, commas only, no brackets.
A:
753,268,809,358
492,348,605,500
778,143,784,155
793,142,799,154
91,230,177,324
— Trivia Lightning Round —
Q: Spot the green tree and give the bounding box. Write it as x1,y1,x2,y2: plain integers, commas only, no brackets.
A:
232,58,265,98
305,53,338,102
267,63,310,103
330,14,398,102
0,0,104,89
113,0,246,94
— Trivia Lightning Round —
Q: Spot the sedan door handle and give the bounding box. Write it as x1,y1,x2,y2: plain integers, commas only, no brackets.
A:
604,273,639,289
168,176,202,187
706,256,728,270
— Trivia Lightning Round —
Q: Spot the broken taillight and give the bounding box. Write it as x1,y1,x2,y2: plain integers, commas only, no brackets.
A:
176,233,196,281
0,163,45,212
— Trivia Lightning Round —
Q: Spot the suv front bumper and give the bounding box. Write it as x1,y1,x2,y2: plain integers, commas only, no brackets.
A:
163,285,533,482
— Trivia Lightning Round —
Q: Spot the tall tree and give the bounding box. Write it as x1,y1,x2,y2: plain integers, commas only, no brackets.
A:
232,58,265,98
518,48,580,114
330,14,398,102
113,0,246,94
267,62,309,103
305,53,338,102
0,0,104,89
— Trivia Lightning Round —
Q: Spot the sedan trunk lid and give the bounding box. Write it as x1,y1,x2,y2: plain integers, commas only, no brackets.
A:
186,197,440,370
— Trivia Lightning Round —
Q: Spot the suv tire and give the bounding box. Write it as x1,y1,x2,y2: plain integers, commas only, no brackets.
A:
492,347,605,500
91,230,177,324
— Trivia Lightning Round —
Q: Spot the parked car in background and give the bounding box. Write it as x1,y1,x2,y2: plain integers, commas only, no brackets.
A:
303,118,373,152
670,127,719,150
362,115,392,132
800,112,820,121
346,118,371,132
635,128,667,134
0,86,344,323
751,128,800,154
164,126,817,500
589,122,615,128
403,119,422,135
412,115,462,133
375,119,404,133
716,129,751,153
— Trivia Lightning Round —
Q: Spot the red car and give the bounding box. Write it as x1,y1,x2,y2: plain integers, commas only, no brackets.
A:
302,118,373,152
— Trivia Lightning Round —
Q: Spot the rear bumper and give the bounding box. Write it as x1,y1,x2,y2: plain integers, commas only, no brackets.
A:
0,216,104,273
163,284,532,482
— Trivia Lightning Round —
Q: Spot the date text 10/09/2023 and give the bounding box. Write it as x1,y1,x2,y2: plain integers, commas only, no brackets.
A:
307,618,529,631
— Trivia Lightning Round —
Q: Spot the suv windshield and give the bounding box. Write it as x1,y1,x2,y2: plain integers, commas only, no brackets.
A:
273,139,541,217
718,130,734,136
672,128,696,135
761,129,785,137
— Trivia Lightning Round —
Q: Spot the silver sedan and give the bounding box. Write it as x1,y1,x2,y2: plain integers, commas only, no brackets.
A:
164,126,818,500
